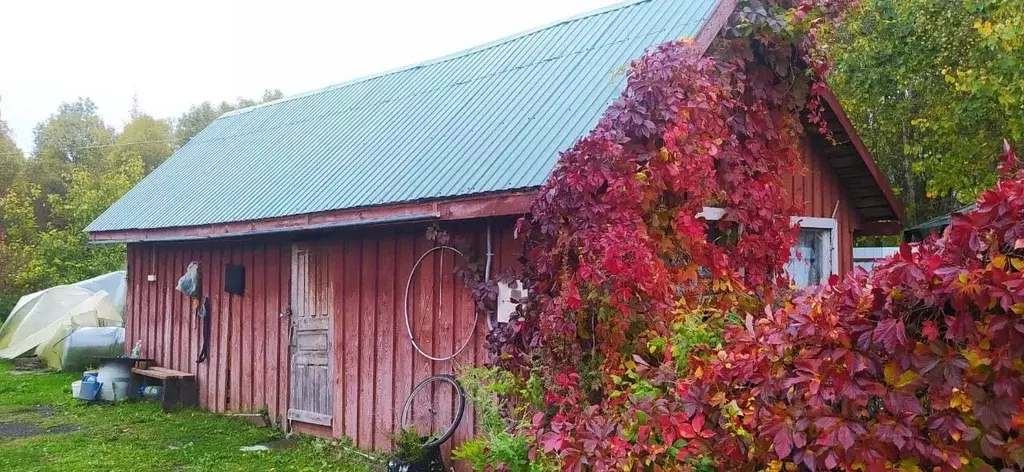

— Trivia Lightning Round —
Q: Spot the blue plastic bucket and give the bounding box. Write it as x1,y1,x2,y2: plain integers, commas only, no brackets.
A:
78,380,102,401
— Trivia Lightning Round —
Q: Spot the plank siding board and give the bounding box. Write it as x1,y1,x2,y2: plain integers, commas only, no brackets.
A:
331,240,346,439
169,250,180,371
196,248,210,407
436,245,455,460
452,231,474,445
374,232,396,450
146,244,153,358
266,245,279,422
359,237,377,448
216,246,230,412
253,244,267,411
411,234,434,436
229,246,242,410
393,231,415,438
278,244,291,426
342,239,360,440
241,245,254,411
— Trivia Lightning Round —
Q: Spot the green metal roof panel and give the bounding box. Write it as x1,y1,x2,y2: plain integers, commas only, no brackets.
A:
903,204,976,241
87,0,720,233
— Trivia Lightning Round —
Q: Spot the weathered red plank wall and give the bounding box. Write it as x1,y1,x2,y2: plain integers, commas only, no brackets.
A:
125,240,292,419
124,218,521,457
783,138,860,275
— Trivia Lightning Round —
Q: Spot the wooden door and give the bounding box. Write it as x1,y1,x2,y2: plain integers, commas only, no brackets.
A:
288,243,333,426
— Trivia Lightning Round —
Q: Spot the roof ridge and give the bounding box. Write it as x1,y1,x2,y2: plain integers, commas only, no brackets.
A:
220,0,651,119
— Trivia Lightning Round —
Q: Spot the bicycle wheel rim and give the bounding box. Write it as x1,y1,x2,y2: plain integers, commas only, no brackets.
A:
400,374,466,448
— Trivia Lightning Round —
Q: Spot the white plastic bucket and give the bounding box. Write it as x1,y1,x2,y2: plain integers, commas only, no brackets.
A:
71,380,82,398
97,361,132,401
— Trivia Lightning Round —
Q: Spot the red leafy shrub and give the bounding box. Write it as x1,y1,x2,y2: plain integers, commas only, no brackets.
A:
680,148,1024,471
479,1,1022,470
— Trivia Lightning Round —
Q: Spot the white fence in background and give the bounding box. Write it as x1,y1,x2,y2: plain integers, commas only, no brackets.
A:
854,247,900,272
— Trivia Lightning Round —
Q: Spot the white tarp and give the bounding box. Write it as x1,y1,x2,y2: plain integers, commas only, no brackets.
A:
6,271,126,321
34,292,124,370
0,271,126,363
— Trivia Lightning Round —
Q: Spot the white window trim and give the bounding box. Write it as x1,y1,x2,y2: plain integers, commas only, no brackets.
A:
698,207,840,279
791,216,839,277
698,206,726,221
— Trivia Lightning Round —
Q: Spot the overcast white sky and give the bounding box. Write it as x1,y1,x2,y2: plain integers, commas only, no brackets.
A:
0,0,619,152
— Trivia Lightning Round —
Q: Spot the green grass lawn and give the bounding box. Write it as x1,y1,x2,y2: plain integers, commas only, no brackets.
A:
0,361,381,471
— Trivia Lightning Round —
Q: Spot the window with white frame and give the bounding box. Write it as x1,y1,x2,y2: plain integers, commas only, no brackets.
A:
698,208,839,288
786,217,838,287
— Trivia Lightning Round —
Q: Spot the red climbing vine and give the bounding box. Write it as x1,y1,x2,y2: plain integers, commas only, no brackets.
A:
477,1,858,469
473,1,1024,470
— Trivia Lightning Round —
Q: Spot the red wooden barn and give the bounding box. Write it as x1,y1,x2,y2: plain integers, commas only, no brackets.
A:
86,0,902,460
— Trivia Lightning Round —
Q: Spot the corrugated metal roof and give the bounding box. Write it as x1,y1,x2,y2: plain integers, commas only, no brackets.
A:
902,204,976,242
87,0,720,233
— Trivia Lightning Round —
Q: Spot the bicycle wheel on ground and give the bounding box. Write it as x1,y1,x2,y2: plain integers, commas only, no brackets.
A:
400,374,466,448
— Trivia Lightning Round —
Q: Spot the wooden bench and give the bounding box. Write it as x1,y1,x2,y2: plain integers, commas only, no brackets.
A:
131,366,197,412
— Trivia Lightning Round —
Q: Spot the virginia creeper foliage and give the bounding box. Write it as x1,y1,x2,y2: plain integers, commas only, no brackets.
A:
678,146,1024,471
480,1,1023,470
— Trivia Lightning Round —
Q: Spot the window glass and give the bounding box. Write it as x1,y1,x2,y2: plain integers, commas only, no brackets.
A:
787,228,830,287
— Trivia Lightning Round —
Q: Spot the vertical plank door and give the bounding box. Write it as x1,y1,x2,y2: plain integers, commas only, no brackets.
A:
288,243,334,426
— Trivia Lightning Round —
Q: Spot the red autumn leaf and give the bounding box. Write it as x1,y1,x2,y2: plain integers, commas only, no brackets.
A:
678,422,695,439
873,318,908,352
540,431,566,453
773,429,793,458
692,413,705,433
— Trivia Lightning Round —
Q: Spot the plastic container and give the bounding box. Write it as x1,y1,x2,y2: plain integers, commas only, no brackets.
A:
57,327,125,372
78,380,102,401
97,361,132,401
71,380,82,398
110,381,129,401
139,385,163,399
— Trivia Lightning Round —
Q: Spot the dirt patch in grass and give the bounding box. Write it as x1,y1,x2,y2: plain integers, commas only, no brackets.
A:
0,422,41,438
44,424,81,434
0,422,81,438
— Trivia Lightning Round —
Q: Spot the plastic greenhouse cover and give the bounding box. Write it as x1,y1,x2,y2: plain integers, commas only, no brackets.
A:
0,290,121,360
0,271,126,359
7,271,126,318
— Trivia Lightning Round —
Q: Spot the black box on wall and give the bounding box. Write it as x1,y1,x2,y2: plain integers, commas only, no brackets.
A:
224,264,245,295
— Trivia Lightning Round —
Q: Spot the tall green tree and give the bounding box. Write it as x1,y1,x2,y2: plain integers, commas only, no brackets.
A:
0,99,24,198
0,183,40,317
31,97,113,166
826,0,1022,224
116,114,174,173
27,98,115,226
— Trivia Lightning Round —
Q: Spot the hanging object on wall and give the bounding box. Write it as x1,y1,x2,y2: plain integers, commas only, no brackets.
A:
404,246,480,362
496,280,528,324
196,296,211,364
224,264,245,295
175,262,201,299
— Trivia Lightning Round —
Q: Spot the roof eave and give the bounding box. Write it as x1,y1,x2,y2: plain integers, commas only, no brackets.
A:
88,190,536,244
819,87,906,228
